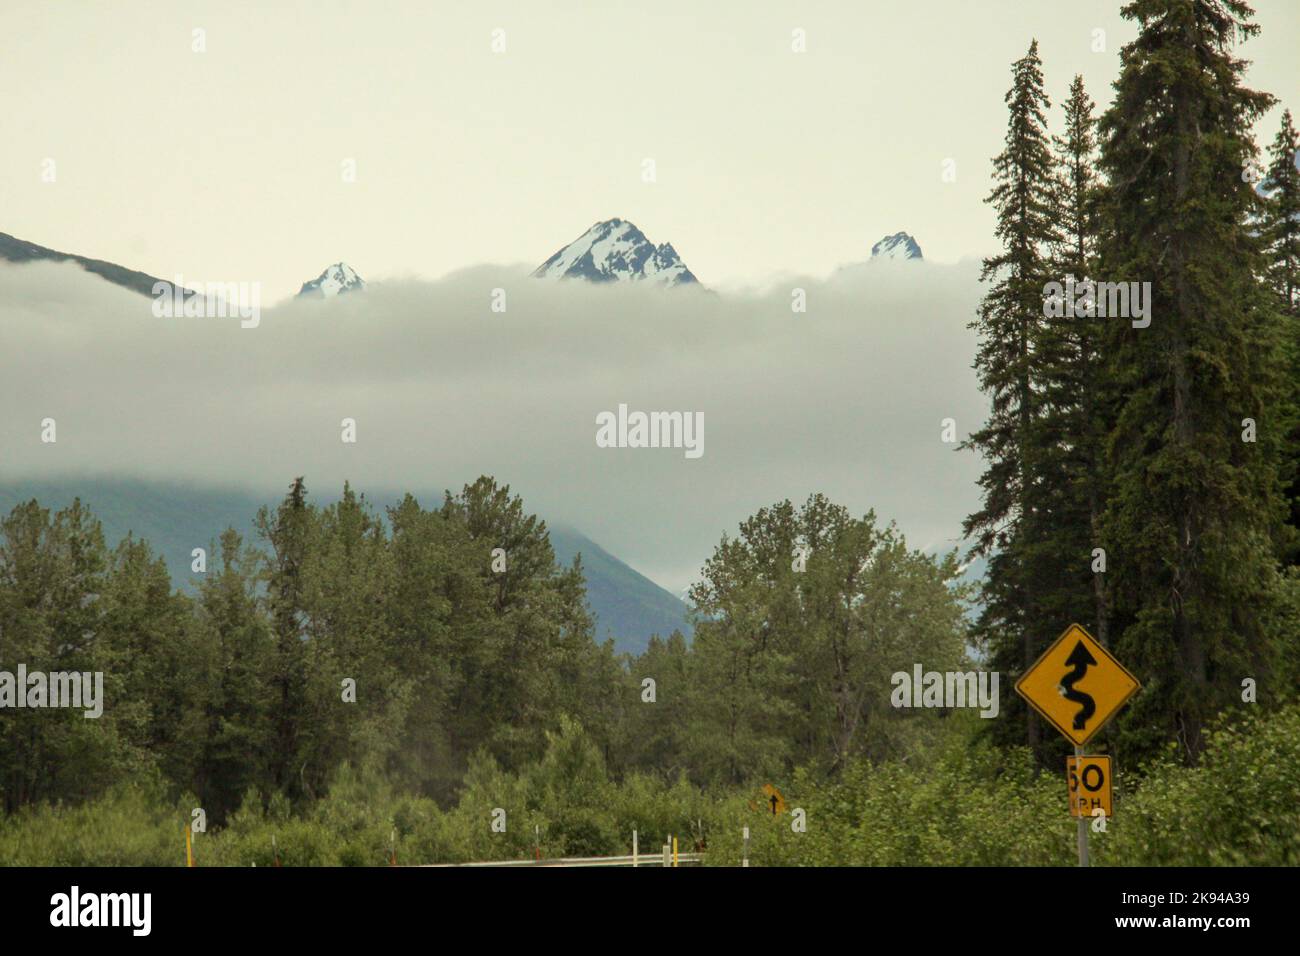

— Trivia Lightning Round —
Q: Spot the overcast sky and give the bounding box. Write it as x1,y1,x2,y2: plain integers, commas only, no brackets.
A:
2,0,1296,300
2,1,1298,594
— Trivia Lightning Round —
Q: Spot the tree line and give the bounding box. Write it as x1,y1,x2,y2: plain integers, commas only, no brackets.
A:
965,0,1300,768
0,480,968,822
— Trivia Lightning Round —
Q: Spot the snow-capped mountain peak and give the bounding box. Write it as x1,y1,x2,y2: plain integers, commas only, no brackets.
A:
870,232,923,261
298,262,365,297
532,219,699,286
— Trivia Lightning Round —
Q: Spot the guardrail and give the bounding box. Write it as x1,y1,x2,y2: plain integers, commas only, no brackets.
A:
411,826,760,867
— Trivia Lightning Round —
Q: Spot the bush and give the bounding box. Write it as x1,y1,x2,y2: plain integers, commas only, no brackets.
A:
3,704,1296,866
1095,701,1300,866
0,782,180,866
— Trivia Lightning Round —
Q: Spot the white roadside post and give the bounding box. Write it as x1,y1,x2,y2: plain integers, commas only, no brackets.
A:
742,826,750,868
632,829,638,867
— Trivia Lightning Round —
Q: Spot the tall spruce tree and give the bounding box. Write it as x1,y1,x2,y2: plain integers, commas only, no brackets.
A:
963,40,1060,754
1262,110,1300,559
1262,109,1300,318
192,528,275,820
255,477,313,798
1096,0,1286,761
1039,75,1112,644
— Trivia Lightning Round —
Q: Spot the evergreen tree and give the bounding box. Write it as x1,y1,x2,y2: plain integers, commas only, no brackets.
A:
443,478,600,772
1263,111,1300,561
963,40,1061,755
384,492,469,800
192,528,275,820
0,500,123,810
1095,0,1286,761
1262,110,1300,559
1038,75,1112,644
296,484,400,800
98,534,200,790
255,477,313,799
1262,109,1300,317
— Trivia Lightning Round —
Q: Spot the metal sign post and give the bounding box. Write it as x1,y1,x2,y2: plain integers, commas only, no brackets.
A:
1017,623,1140,869
1074,745,1090,867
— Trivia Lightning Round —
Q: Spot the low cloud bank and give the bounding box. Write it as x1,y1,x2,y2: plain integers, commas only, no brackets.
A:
1,259,987,593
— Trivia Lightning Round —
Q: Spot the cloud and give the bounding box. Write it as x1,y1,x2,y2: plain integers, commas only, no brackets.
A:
0,258,987,593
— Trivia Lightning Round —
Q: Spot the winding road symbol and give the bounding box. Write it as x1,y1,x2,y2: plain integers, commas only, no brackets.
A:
1015,623,1141,746
1060,641,1098,730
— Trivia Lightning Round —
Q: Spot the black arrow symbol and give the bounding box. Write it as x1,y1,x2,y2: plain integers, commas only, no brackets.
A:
1060,641,1097,730
770,794,779,815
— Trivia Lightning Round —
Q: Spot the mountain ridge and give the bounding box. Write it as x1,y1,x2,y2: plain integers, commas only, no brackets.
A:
0,231,174,297
3,226,930,297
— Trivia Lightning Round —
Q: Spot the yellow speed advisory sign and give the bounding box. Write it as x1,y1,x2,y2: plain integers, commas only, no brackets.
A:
1015,623,1140,746
1067,755,1113,819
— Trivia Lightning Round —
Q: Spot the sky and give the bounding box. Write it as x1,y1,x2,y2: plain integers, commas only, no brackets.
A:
2,0,1296,300
2,1,1299,596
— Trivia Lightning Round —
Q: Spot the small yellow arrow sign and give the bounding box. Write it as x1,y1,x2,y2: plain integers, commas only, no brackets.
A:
1015,623,1140,746
761,783,785,816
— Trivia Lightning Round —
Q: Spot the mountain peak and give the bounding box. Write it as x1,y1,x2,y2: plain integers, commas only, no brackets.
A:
298,262,365,298
532,219,699,287
870,232,923,261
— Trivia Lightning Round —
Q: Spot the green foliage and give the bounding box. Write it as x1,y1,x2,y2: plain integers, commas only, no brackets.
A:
0,478,622,822
1261,108,1300,318
680,494,971,784
1096,0,1290,761
6,703,1296,867
1097,701,1300,866
964,2,1298,772
709,703,1300,867
0,778,180,866
963,41,1089,758
704,736,1071,867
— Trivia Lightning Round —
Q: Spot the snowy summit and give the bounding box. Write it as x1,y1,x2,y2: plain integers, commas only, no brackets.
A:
532,219,699,287
298,262,365,297
870,232,923,261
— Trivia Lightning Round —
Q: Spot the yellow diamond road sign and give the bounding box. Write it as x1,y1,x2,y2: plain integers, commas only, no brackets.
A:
1015,623,1140,746
761,784,786,817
